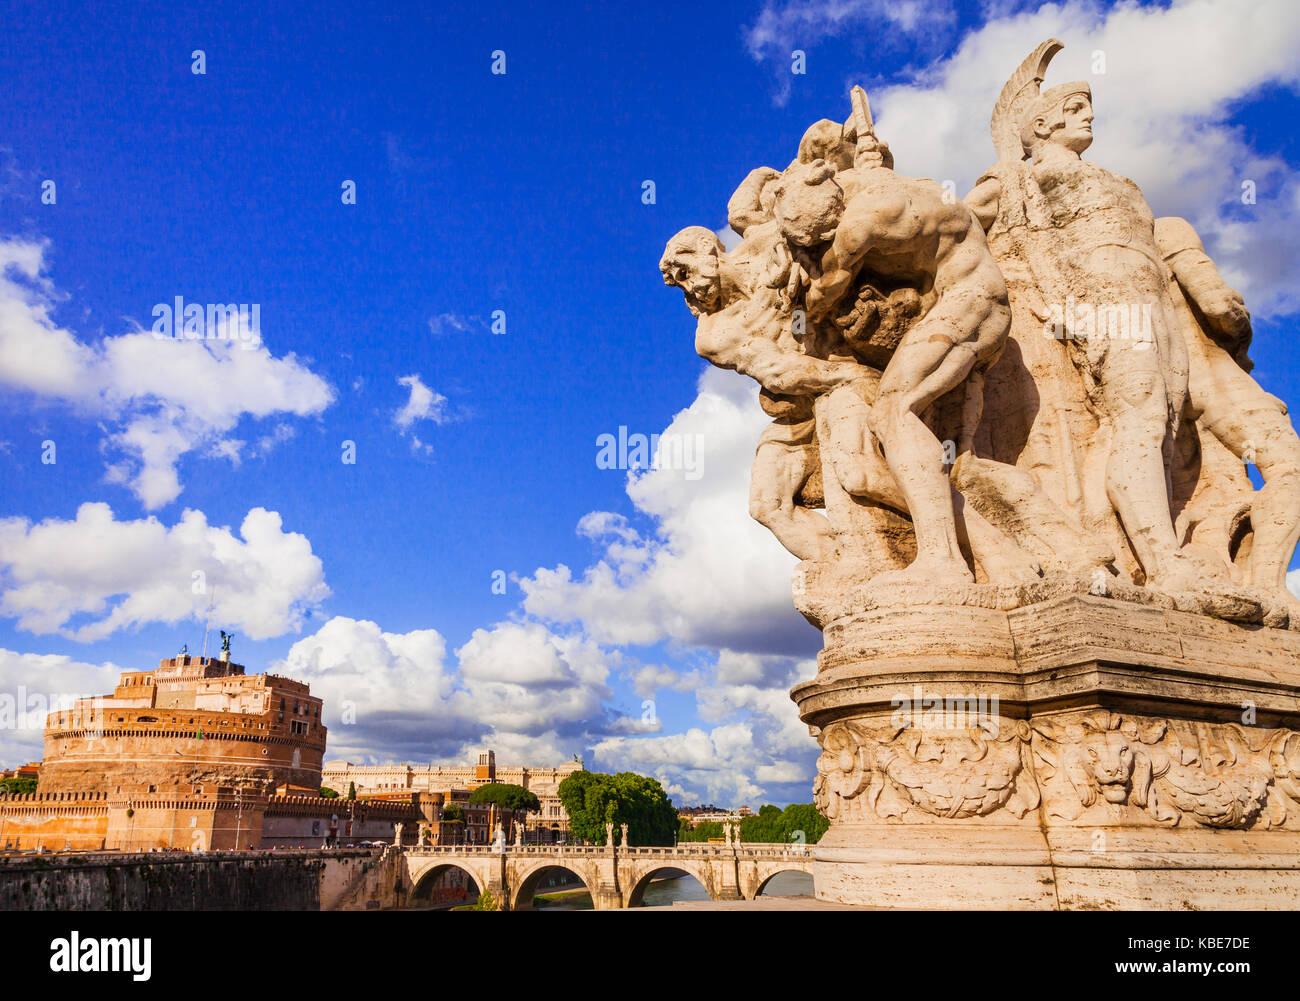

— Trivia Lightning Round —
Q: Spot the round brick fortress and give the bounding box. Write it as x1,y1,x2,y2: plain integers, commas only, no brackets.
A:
39,655,325,796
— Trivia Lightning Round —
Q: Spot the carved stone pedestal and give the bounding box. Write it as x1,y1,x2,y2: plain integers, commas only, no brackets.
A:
792,590,1300,909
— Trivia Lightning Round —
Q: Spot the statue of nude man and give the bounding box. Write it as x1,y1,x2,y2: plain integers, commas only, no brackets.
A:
791,137,1012,585
1157,215,1300,601
660,223,862,561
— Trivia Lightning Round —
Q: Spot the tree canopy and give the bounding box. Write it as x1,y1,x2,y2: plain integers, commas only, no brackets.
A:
441,803,466,824
467,782,541,819
0,777,36,796
557,770,677,846
677,804,828,844
319,786,339,799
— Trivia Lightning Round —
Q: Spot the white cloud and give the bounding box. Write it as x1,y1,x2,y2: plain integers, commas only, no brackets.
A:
274,609,817,806
521,366,819,657
393,373,449,455
276,615,469,760
592,664,822,806
592,724,770,807
0,239,334,507
455,621,616,736
631,664,701,699
0,648,123,764
426,312,476,337
0,503,329,642
743,0,957,105
0,240,88,397
276,616,621,765
593,649,818,807
498,364,825,805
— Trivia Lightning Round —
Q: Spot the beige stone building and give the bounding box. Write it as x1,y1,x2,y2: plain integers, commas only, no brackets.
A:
323,750,579,842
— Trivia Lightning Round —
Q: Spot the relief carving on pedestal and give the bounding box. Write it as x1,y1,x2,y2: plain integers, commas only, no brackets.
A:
1031,712,1300,829
813,718,1039,822
813,712,1300,830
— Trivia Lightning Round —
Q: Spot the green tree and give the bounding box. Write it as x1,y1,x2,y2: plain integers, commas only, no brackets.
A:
780,803,828,844
441,803,466,823
557,770,677,846
0,777,37,796
735,804,828,844
346,781,357,801
679,820,723,843
740,804,783,843
319,786,339,799
467,783,542,836
441,795,467,821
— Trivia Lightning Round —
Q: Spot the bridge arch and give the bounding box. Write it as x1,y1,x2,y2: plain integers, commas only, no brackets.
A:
407,859,489,908
624,861,715,908
509,860,598,910
751,862,815,899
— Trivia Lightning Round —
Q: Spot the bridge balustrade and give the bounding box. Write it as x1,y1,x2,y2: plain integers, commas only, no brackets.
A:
403,842,810,858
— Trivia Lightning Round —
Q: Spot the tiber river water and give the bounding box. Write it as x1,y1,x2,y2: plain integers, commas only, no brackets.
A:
534,868,815,910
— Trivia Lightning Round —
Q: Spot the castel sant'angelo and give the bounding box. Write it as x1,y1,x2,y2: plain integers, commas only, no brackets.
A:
0,645,422,852
42,649,326,797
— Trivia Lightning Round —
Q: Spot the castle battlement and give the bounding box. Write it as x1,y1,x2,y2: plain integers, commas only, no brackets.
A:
0,791,110,803
265,795,421,821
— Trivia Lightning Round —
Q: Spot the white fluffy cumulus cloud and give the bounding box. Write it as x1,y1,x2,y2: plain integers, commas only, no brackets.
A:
520,366,819,657
0,648,124,763
512,365,825,805
0,503,329,642
0,238,334,507
276,616,619,764
595,650,819,807
592,724,773,808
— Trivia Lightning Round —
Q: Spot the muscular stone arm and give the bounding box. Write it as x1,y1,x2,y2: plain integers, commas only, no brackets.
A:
808,186,911,318
728,166,782,237
697,318,860,396
737,338,863,395
1155,216,1252,364
963,177,1001,234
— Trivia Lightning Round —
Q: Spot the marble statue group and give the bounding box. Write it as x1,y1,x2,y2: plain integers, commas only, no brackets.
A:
662,39,1300,630
661,38,1300,909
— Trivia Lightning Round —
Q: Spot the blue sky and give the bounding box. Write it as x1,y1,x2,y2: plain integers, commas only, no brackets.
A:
1,0,1298,807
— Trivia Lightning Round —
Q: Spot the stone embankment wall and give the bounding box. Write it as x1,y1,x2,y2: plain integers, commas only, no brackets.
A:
319,846,400,910
0,848,378,910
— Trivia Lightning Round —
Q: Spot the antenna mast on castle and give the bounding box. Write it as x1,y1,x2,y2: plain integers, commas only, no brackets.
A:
200,586,216,659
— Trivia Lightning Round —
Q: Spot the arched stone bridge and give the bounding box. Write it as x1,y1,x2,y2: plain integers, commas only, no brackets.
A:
400,842,814,909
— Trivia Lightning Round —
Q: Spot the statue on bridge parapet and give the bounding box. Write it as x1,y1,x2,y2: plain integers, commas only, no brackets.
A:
661,46,1300,631
620,823,629,848
660,38,1300,910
